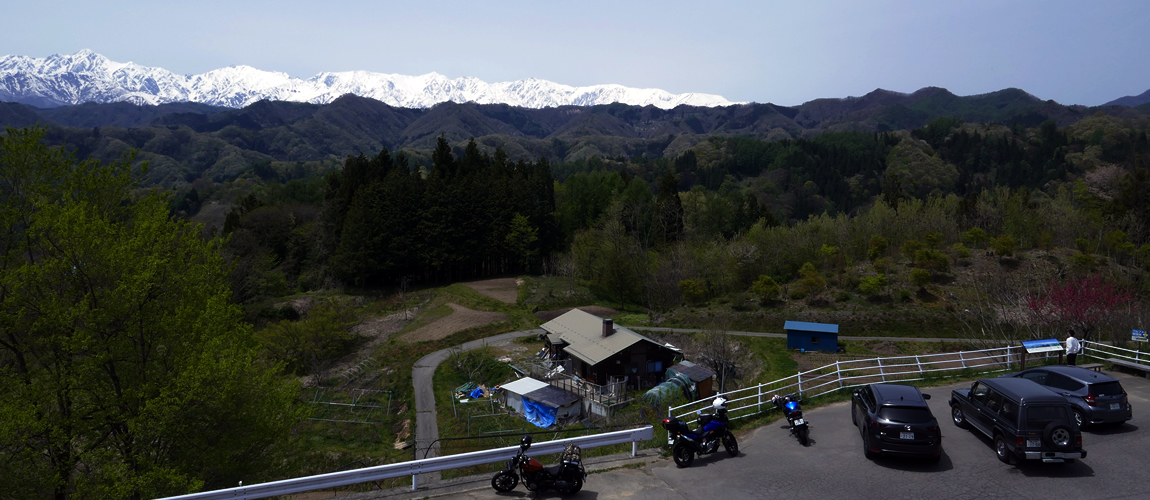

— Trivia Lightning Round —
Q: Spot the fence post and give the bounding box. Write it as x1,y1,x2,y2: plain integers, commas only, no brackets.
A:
877,358,886,382
632,441,637,458
958,351,967,369
757,384,763,414
797,372,803,394
915,356,923,377
836,361,843,390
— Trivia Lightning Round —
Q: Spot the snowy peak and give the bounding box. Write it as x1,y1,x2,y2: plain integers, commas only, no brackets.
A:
0,49,740,110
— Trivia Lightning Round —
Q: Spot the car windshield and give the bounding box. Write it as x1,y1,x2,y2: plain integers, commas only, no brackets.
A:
1091,381,1124,396
1026,406,1069,426
878,406,934,423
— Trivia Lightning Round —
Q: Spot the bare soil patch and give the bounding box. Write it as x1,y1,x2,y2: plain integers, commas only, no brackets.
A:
400,303,507,343
463,278,519,304
534,305,619,322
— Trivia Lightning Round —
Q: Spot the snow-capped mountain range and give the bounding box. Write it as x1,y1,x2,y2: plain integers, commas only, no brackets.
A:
0,49,738,110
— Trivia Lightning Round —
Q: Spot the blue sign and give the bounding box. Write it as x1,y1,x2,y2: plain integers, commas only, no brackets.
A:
1134,330,1148,342
1021,339,1064,353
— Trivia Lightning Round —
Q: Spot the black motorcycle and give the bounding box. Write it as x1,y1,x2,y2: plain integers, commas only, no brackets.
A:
491,435,586,495
662,396,739,467
772,393,810,446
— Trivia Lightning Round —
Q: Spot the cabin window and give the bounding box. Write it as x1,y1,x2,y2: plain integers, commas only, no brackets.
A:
811,336,820,344
646,360,663,373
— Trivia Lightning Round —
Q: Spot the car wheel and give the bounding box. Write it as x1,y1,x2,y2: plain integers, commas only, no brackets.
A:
491,471,518,492
863,431,877,460
672,443,694,468
1072,409,1085,429
1044,422,1073,450
995,435,1014,465
951,407,970,429
723,432,739,457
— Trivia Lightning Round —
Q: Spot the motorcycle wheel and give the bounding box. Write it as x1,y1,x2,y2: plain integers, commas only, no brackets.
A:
491,471,518,492
563,474,584,494
672,443,695,468
797,425,810,446
723,432,739,456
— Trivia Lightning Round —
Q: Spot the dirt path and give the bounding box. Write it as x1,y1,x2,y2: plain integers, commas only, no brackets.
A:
401,303,508,343
463,278,519,304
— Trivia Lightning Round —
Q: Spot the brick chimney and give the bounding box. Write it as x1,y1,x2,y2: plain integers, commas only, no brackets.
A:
602,318,614,337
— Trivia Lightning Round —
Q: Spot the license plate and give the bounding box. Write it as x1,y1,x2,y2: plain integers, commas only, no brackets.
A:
794,419,805,426
1026,439,1041,448
1110,403,1121,410
900,432,914,440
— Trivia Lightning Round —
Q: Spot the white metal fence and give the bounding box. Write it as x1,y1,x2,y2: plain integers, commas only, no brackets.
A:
160,426,654,500
669,345,1026,422
1082,340,1150,366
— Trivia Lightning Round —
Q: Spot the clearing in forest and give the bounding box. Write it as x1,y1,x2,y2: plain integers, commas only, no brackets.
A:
400,303,508,342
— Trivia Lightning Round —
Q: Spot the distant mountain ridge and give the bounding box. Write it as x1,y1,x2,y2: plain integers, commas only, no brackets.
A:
0,49,737,110
1103,89,1150,108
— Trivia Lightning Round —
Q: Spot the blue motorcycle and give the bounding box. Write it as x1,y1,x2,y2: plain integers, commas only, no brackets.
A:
662,397,738,468
772,393,810,446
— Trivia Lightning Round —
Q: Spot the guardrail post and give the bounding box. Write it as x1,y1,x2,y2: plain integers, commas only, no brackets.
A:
757,384,763,413
632,441,637,457
412,473,418,490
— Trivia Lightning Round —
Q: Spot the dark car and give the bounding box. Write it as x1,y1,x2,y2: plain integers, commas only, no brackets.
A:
852,383,942,462
950,377,1085,464
1003,366,1132,428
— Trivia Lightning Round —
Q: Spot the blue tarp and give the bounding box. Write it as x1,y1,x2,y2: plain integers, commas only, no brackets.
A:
469,388,485,399
522,397,557,428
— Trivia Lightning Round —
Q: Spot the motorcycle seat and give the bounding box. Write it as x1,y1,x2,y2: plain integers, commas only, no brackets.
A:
547,465,564,477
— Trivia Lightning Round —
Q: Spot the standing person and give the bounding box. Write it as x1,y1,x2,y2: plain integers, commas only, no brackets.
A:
1066,329,1081,366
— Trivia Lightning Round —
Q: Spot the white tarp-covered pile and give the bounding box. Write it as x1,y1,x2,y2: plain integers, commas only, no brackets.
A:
500,376,582,428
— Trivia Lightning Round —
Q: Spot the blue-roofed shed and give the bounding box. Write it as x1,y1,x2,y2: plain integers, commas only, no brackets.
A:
784,321,839,352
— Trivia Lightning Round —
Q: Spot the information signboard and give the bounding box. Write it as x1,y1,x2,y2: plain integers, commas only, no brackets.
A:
1021,339,1064,353
1134,329,1148,342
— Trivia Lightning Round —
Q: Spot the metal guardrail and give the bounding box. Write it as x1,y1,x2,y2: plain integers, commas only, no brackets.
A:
159,426,654,500
1082,340,1150,366
670,345,1024,422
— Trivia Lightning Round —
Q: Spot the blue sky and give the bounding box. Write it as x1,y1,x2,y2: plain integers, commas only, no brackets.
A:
4,0,1147,106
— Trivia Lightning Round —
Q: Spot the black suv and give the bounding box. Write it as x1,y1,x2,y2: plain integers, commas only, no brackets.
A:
1002,366,1132,428
852,383,942,462
950,378,1086,464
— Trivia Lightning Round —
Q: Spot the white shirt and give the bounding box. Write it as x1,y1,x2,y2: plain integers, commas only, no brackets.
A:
1066,336,1081,354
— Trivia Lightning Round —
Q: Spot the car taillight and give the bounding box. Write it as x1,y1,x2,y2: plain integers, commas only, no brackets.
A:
928,425,940,435
1084,394,1097,406
1076,436,1082,447
1016,437,1024,447
663,419,670,423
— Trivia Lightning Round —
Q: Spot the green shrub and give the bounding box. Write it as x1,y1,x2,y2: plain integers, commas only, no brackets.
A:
1069,252,1095,272
678,279,707,305
750,275,781,303
868,235,888,261
858,275,888,297
788,288,807,300
254,301,359,376
798,262,826,296
992,234,1019,257
873,257,891,274
914,249,951,272
951,242,971,259
1075,238,1093,254
835,290,852,302
898,289,913,302
963,227,988,248
923,231,944,249
910,268,931,288
901,239,925,259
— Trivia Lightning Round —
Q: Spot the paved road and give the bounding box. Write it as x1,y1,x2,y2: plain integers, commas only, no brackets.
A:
412,329,543,486
633,326,975,343
432,370,1150,500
